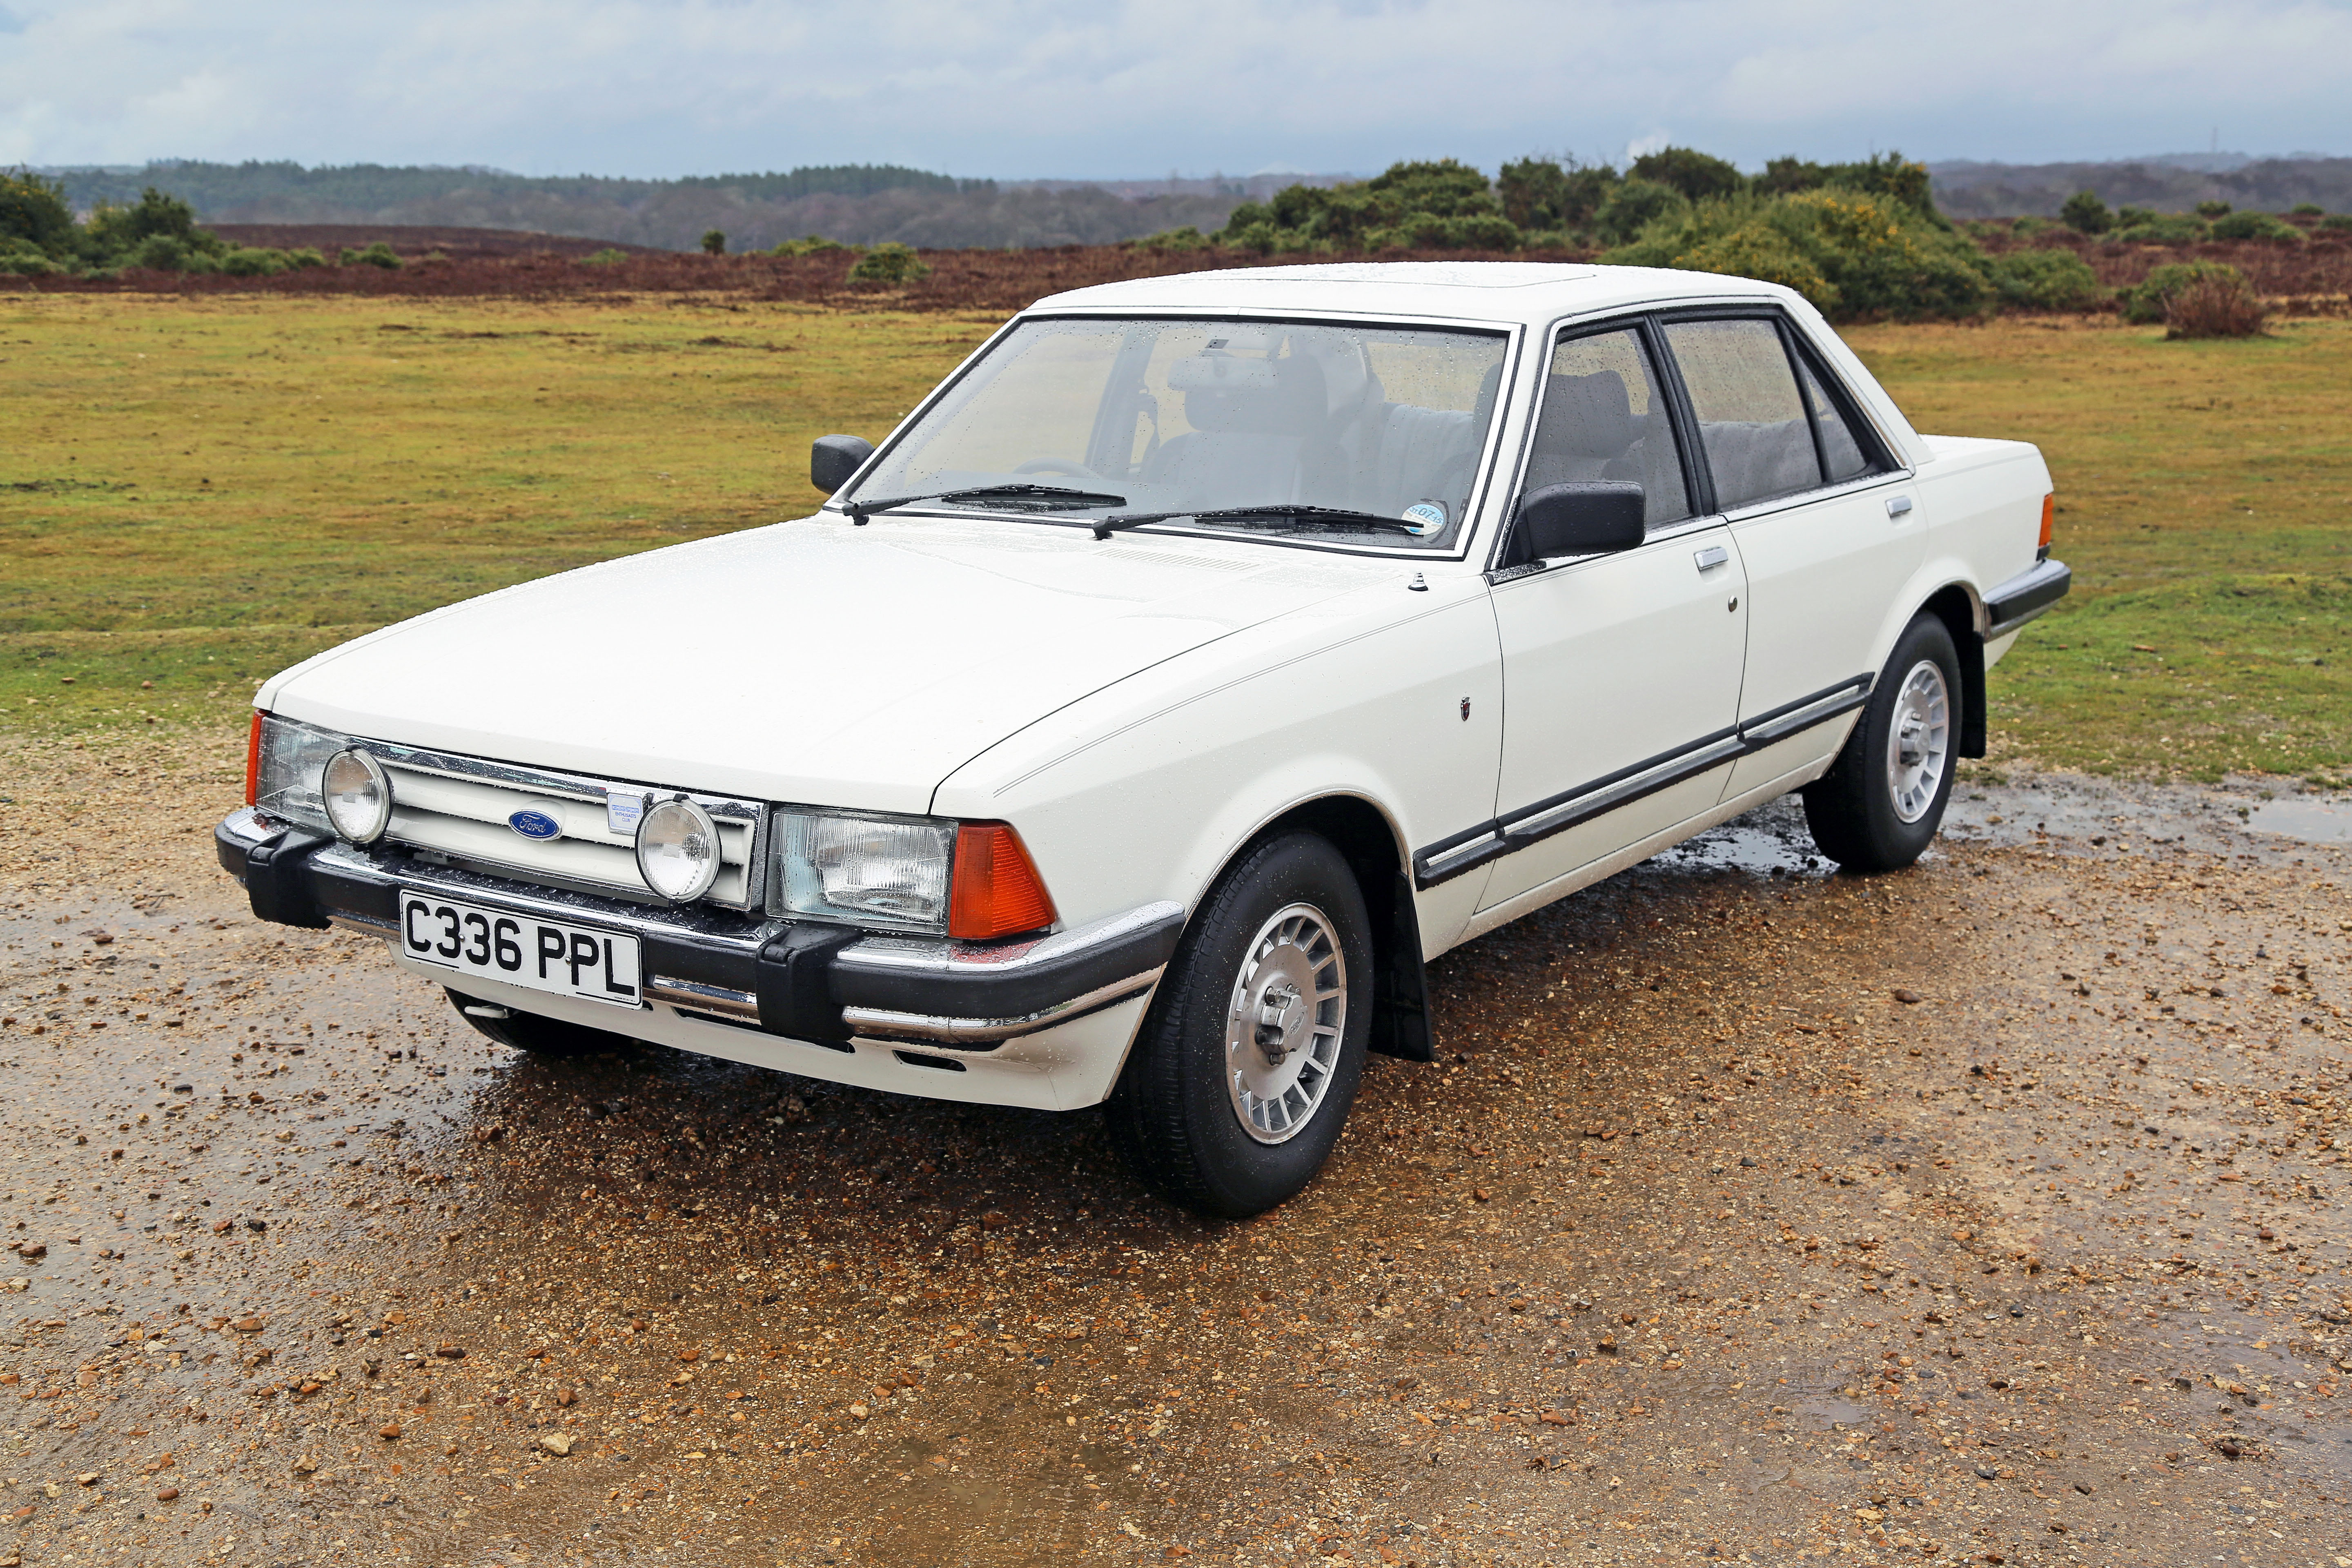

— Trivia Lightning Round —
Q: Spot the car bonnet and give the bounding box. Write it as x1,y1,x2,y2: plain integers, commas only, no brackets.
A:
258,514,1382,813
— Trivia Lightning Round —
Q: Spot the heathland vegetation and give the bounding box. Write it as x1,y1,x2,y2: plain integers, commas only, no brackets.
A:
2,292,2345,785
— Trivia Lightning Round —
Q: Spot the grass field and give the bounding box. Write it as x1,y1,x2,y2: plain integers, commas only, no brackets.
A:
4,294,2347,782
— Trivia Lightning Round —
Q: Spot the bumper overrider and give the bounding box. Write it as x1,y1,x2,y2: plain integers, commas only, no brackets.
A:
215,805,1182,1066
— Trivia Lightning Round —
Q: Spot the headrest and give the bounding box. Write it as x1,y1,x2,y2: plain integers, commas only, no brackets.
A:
1539,370,1636,460
1181,353,1329,437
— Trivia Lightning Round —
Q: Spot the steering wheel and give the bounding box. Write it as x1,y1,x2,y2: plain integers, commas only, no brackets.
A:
1014,458,1106,481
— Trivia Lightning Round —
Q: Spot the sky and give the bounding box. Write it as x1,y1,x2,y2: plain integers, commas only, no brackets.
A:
4,0,2348,178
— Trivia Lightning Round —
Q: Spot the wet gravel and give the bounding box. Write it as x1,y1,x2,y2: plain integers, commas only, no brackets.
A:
3,732,2350,1566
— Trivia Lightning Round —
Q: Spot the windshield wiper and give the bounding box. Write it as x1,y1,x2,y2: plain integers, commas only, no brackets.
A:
843,483,1127,524
1091,503,1430,541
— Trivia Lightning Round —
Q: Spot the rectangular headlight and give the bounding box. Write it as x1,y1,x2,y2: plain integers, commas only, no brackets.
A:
252,713,347,832
771,808,953,933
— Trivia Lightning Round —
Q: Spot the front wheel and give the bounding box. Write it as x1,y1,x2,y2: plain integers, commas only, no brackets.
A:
446,988,635,1058
1104,831,1373,1218
1802,613,1961,873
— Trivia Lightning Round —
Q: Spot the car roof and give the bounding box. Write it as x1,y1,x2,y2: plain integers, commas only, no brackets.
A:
1028,261,1803,328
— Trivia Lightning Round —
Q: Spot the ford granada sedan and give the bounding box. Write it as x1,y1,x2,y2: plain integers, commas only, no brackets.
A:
217,262,2068,1217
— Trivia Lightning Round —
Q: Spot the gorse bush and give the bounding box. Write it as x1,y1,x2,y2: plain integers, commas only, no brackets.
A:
1989,248,2103,311
1601,189,1991,318
701,230,726,255
338,241,402,270
846,241,929,284
1127,226,1208,252
771,235,850,257
1591,179,1688,246
1627,147,1746,203
2112,214,2208,244
0,172,318,277
2060,190,2113,235
2206,209,2303,242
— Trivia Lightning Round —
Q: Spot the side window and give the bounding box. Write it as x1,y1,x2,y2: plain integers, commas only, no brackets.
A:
1662,318,1822,511
1795,354,1875,483
1523,326,1691,528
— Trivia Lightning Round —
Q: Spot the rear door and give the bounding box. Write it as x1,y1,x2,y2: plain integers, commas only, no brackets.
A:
1655,314,1922,796
1461,320,1750,915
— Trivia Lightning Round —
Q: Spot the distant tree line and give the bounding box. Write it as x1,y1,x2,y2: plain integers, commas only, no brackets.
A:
33,160,1230,252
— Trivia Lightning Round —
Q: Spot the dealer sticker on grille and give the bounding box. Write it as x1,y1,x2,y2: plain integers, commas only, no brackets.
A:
397,891,643,1009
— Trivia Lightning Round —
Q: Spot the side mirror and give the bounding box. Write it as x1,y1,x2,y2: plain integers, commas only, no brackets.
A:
811,434,875,495
1516,481,1645,560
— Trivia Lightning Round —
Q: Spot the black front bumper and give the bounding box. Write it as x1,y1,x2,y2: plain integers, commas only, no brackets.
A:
216,809,1183,1049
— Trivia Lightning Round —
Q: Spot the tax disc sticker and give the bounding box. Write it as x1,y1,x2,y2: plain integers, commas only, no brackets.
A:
1401,501,1447,535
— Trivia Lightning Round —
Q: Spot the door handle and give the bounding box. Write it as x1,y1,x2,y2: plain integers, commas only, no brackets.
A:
1886,495,1915,519
1694,545,1729,572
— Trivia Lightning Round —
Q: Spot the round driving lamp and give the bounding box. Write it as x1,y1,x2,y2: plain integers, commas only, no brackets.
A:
635,796,721,903
321,748,393,844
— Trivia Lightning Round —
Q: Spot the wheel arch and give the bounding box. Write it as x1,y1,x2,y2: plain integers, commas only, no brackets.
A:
1229,793,1436,1064
1915,581,1988,760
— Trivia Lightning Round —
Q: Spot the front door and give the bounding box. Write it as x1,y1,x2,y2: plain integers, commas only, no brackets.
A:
1476,321,1750,914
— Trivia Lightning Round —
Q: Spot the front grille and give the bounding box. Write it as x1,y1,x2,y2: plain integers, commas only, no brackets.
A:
361,741,765,911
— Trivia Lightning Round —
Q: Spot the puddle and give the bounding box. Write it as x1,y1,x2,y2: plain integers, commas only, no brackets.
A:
2250,795,2352,845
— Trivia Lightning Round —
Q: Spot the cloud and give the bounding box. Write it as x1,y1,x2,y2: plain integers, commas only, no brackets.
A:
0,0,2345,176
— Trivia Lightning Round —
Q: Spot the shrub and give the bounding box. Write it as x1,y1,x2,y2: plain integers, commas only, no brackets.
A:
1755,152,1936,216
1592,178,1688,245
0,238,62,276
2060,190,2113,235
2120,261,2248,324
284,247,327,269
1216,158,1521,252
2164,272,2266,339
1498,156,1617,230
580,247,628,265
2111,215,2208,245
1989,248,2102,311
2321,214,2352,234
700,229,726,255
0,168,76,255
846,241,930,284
2008,216,2052,237
2194,200,2233,219
1629,146,1745,202
772,235,849,257
2292,203,2325,217
1128,226,1207,252
2207,209,2303,242
216,247,289,277
338,242,401,269
85,187,220,265
2114,205,2160,227
126,233,217,272
1603,188,1990,320
1671,225,1839,311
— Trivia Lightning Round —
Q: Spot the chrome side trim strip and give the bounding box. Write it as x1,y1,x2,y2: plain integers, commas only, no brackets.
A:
1740,677,1873,746
843,967,1166,1047
646,976,761,1022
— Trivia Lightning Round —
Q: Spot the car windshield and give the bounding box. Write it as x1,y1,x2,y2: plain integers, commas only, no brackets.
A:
844,316,1511,550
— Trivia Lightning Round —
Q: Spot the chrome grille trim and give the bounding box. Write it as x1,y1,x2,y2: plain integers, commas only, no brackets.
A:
346,737,767,911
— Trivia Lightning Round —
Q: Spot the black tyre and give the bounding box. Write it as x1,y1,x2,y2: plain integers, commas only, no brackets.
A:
445,988,635,1058
1802,613,1962,874
1104,831,1374,1219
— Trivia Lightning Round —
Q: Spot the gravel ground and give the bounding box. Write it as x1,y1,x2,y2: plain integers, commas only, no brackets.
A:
3,733,2350,1568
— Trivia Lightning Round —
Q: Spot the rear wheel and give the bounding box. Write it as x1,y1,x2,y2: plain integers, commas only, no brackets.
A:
445,988,635,1058
1105,831,1372,1218
1802,613,1961,873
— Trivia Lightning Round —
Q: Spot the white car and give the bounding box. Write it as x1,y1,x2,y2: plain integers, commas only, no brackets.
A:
217,262,2067,1216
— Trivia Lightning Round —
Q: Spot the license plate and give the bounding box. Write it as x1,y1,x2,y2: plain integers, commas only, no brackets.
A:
396,891,643,1009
